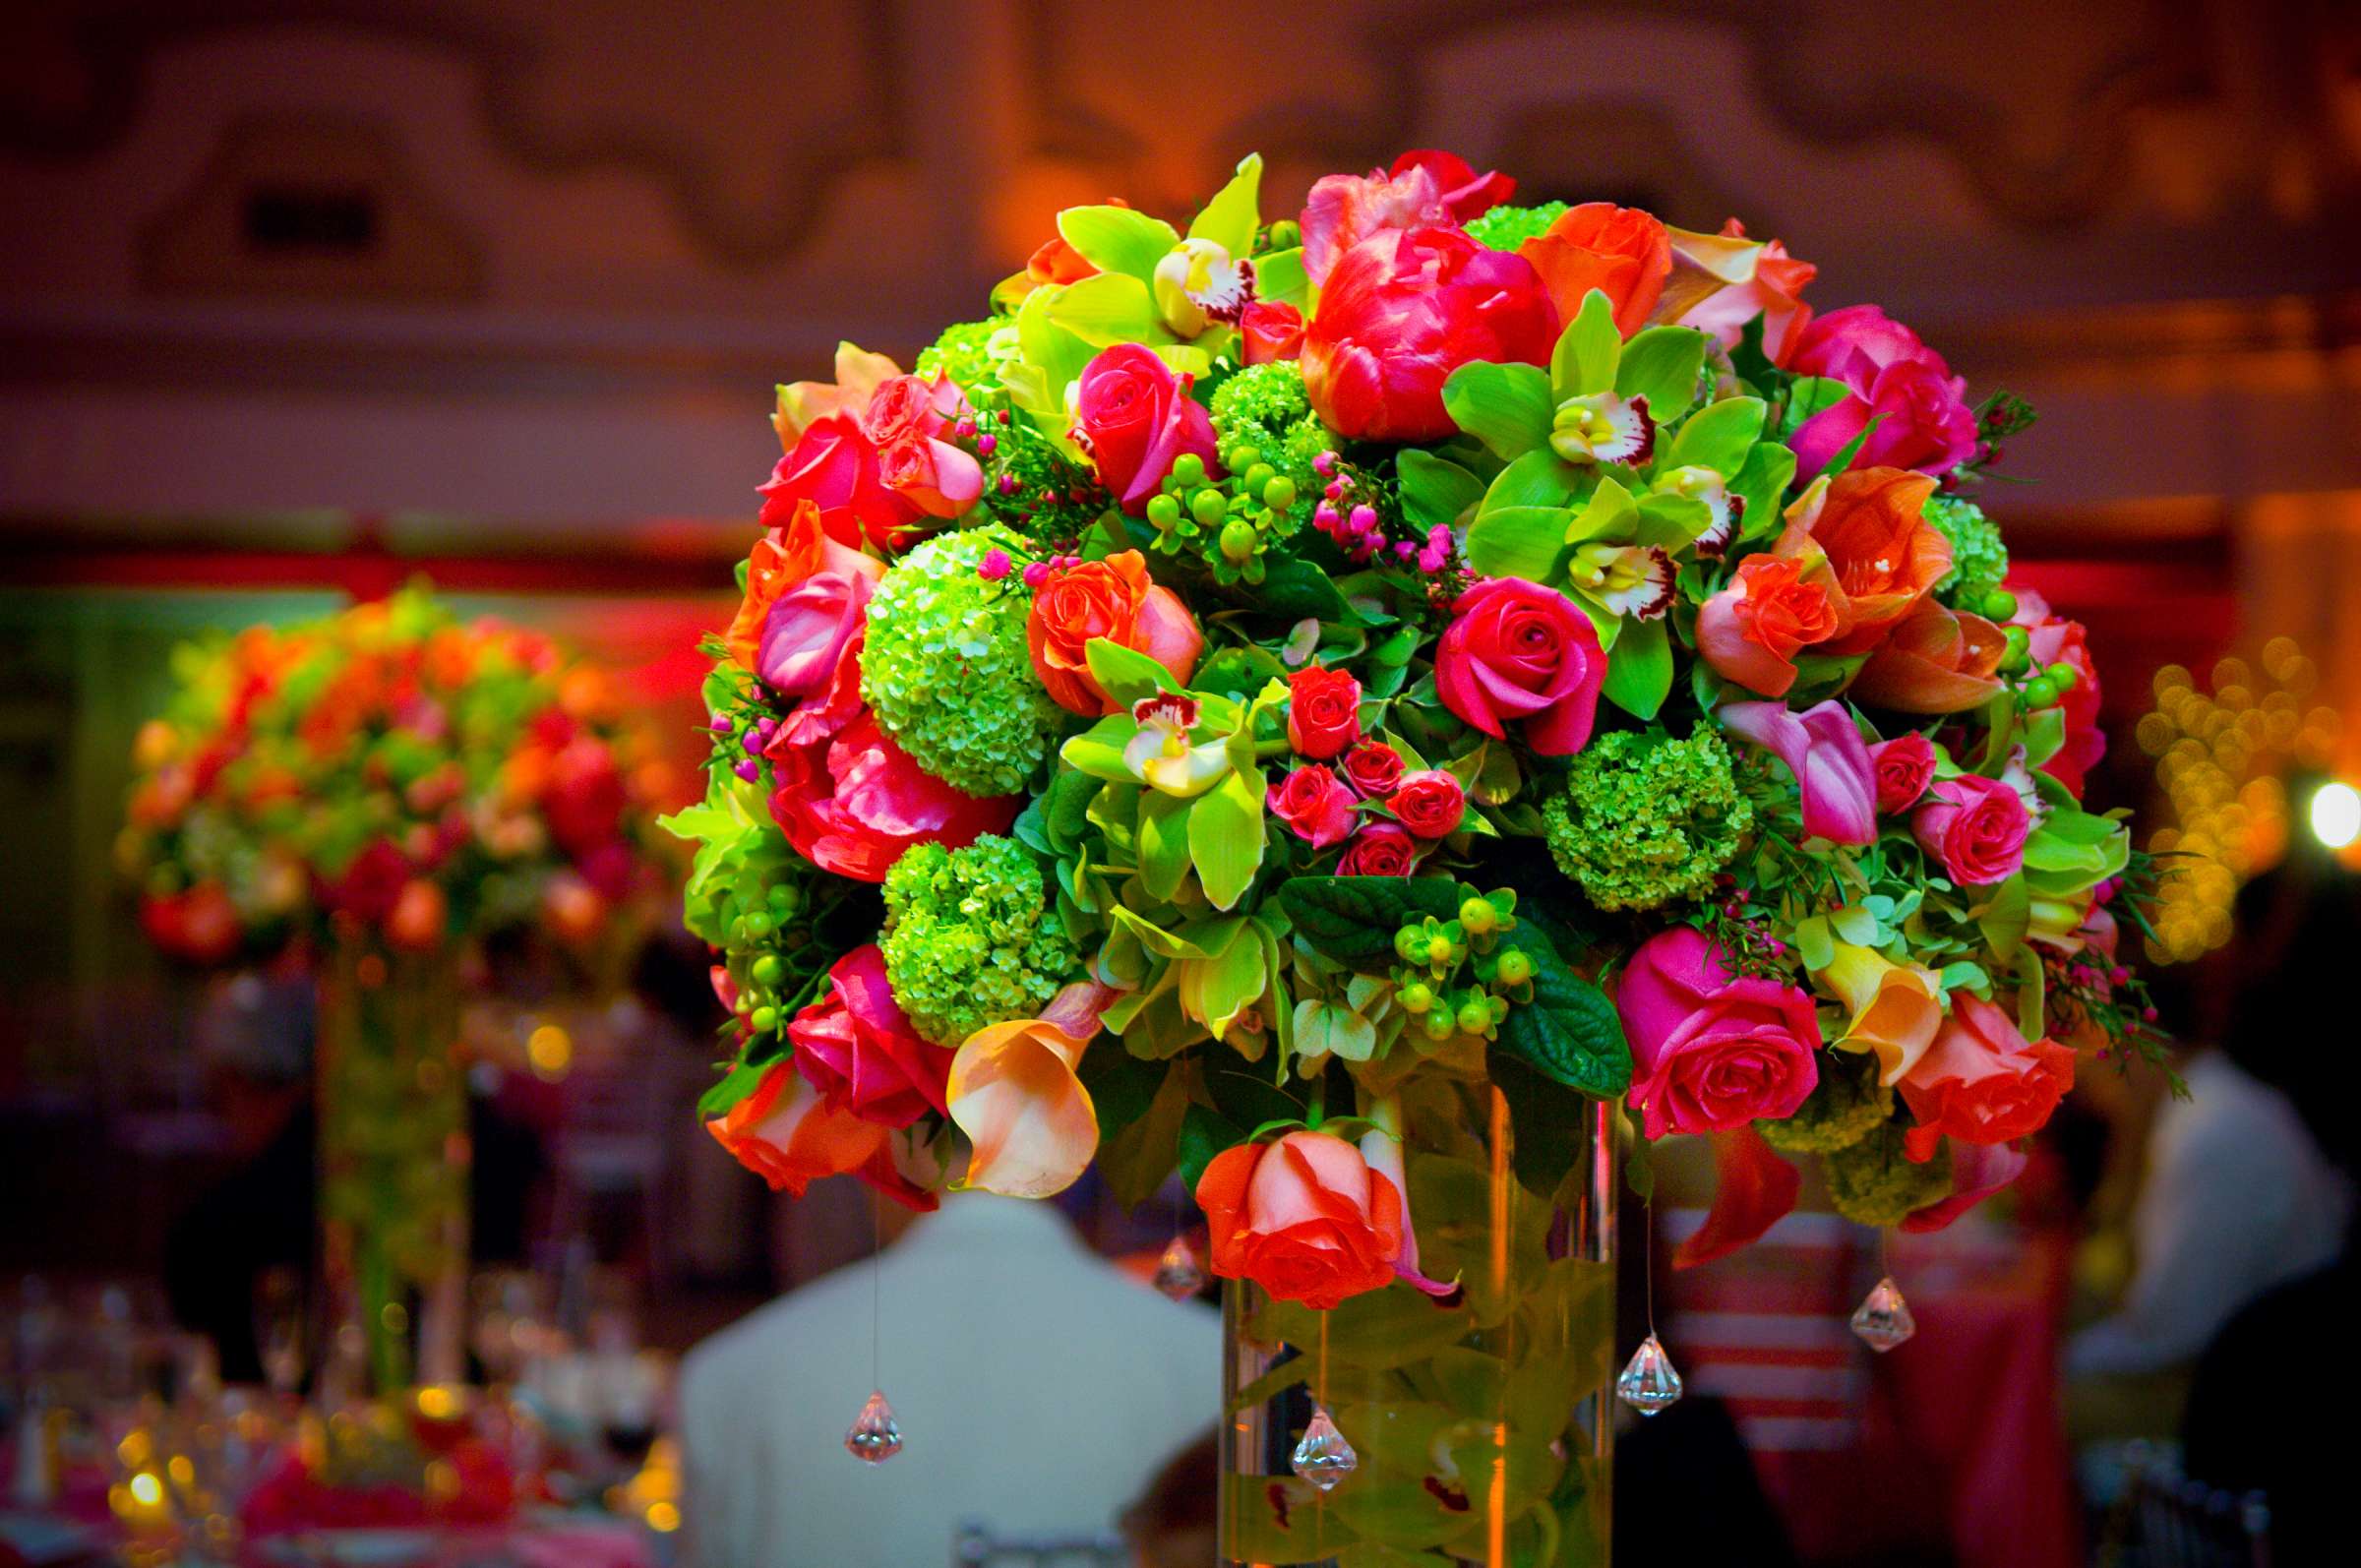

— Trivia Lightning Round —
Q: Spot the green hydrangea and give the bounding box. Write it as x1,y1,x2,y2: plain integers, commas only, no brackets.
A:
1465,202,1568,252
1759,1051,1895,1155
1822,1118,1953,1228
881,834,1078,1046
916,318,1008,395
1927,497,2010,607
1544,728,1752,911
861,528,1065,799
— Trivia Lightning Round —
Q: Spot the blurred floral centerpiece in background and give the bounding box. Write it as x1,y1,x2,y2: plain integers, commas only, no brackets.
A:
671,151,2162,1563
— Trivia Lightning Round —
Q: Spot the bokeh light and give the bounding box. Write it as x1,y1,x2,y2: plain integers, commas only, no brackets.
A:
2310,782,2361,850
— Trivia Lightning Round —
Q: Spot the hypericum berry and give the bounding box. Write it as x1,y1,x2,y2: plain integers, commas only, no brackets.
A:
1459,897,1498,935
749,1005,779,1035
766,883,801,913
1423,1009,1456,1042
1455,998,1490,1035
752,954,785,986
1220,519,1256,562
1495,949,1533,988
1263,476,1297,511
1190,488,1227,526
2049,662,2080,692
1172,452,1206,487
733,758,759,782
708,714,734,734
2023,674,2061,708
1981,589,2019,621
1998,626,2032,673
1395,926,1424,963
1399,981,1434,1014
1424,935,1455,966
742,911,773,939
1146,493,1181,529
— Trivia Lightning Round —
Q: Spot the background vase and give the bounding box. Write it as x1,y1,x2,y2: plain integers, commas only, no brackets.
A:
316,930,470,1399
1219,1079,1616,1567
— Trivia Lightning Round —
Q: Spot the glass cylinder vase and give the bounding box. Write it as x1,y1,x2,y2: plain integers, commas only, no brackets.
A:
1220,1077,1616,1567
315,929,470,1400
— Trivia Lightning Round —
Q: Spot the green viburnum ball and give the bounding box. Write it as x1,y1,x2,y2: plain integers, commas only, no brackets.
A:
861,528,1064,799
914,317,1007,393
1759,1051,1896,1155
1926,497,2010,608
1822,1118,1954,1229
880,834,1077,1047
1465,202,1569,252
1544,728,1753,911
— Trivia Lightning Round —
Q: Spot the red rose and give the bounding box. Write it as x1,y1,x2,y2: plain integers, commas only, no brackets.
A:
1241,301,1304,364
1912,774,2031,886
1341,740,1405,798
1899,996,2075,1160
1287,666,1362,759
2013,589,2105,798
1388,769,1466,838
1434,576,1606,755
1196,1130,1405,1309
767,710,1017,882
1269,765,1358,849
1869,732,1937,814
1338,821,1417,876
759,412,916,551
544,736,627,858
788,945,952,1128
1302,226,1558,442
1516,203,1671,337
1300,150,1515,285
321,838,409,922
1072,344,1220,514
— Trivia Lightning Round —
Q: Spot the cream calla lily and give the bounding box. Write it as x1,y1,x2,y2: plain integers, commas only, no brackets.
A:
1814,942,1945,1085
946,980,1118,1198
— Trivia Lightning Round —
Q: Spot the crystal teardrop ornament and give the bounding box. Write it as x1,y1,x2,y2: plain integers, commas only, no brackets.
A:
1290,1406,1358,1491
1615,1333,1684,1416
844,1389,903,1464
1849,1276,1916,1353
1152,1236,1205,1301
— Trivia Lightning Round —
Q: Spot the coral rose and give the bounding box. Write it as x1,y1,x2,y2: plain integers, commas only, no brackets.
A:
1615,927,1822,1138
1785,305,1979,478
1302,226,1558,442
1697,554,1841,699
1899,996,2075,1160
1196,1130,1406,1310
1912,773,2032,886
787,945,953,1128
1072,345,1221,515
705,1061,936,1211
1435,576,1605,756
1772,468,1952,655
1517,202,1673,336
1286,665,1362,759
1025,550,1204,715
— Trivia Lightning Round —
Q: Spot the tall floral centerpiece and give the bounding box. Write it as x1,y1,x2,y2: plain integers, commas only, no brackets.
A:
673,151,2158,1565
123,587,672,1395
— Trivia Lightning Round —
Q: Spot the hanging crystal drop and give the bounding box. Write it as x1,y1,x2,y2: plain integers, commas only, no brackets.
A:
1290,1407,1358,1491
1615,1333,1684,1417
1849,1276,1916,1353
1152,1236,1205,1301
843,1389,903,1464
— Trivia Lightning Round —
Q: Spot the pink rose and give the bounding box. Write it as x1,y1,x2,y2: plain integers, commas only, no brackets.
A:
787,945,953,1128
1869,732,1937,814
1388,770,1466,839
1435,577,1605,756
1270,765,1359,849
1785,305,1978,478
760,371,982,549
2012,588,2105,799
1615,927,1822,1138
1287,665,1362,759
757,549,883,697
1073,344,1220,514
1300,150,1515,285
1337,822,1416,876
767,707,1017,882
1341,740,1405,798
1912,774,2031,885
1720,699,1877,846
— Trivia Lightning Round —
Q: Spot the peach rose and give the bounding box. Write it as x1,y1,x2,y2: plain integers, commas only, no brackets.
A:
1197,1130,1405,1310
1696,554,1841,699
1024,550,1204,715
705,1062,937,1211
1899,996,2074,1160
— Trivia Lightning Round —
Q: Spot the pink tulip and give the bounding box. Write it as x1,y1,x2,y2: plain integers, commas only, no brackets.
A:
1720,699,1877,846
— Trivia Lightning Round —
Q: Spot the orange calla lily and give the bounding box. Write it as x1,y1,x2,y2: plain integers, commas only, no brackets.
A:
1813,941,1945,1084
946,980,1119,1198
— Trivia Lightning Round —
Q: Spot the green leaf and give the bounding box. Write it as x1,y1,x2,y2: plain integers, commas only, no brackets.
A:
1665,395,1767,478
1292,999,1378,1061
1084,635,1179,708
1463,505,1570,582
1251,1285,1476,1373
1975,874,2031,963
1059,712,1138,782
1136,789,1193,902
1442,360,1553,459
1778,375,1850,438
1255,246,1308,310
1257,558,1358,624
1814,412,1886,483
696,1057,771,1120
1561,475,1638,544
1178,1103,1245,1192
1396,449,1485,529
1275,876,1465,966
1730,441,1797,539
1180,920,1267,1040
1186,152,1263,256
1793,915,1836,973
1057,205,1180,283
1492,925,1630,1098
1189,767,1267,911
1601,615,1672,719
1552,289,1621,399
1091,1056,1190,1209
1613,326,1707,420
1044,270,1160,347
1481,447,1587,513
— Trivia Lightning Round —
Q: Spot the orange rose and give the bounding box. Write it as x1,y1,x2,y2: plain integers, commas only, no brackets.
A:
1773,468,1952,655
1696,554,1842,698
1025,550,1204,715
1517,203,1672,336
723,498,830,674
1899,995,2075,1160
706,1062,938,1211
1196,1130,1405,1310
1848,598,2008,714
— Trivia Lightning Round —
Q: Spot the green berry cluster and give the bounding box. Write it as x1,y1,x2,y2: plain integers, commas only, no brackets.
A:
1821,1117,1953,1228
723,874,834,1042
1758,1050,1895,1155
1544,728,1752,912
860,528,1067,799
1926,497,2010,609
915,317,1009,394
1389,890,1532,1046
1464,202,1569,252
880,834,1078,1047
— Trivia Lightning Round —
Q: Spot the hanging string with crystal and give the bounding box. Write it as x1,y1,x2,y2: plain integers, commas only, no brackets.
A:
1616,1190,1684,1416
1850,1230,1916,1353
1154,1179,1205,1301
845,1187,903,1464
1292,1302,1358,1490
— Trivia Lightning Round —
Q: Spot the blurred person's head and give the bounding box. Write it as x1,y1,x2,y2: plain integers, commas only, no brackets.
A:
1120,1429,1217,1568
194,968,314,1156
2220,859,2361,1176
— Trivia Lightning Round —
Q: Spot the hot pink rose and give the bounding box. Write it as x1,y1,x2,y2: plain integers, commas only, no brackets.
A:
1300,150,1515,285
1337,821,1417,876
1341,740,1405,798
1785,305,1978,478
1287,665,1362,758
2012,588,2105,799
1899,996,2075,1161
1615,927,1822,1138
1388,770,1466,839
757,549,883,697
1270,764,1359,849
1241,301,1304,364
1073,344,1220,514
1302,226,1558,442
767,710,1017,882
1912,773,2031,885
1869,732,1937,814
787,945,952,1128
1720,699,1877,846
1435,577,1605,756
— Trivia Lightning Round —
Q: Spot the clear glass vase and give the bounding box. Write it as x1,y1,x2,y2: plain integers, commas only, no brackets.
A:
1219,1078,1616,1567
315,930,470,1399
